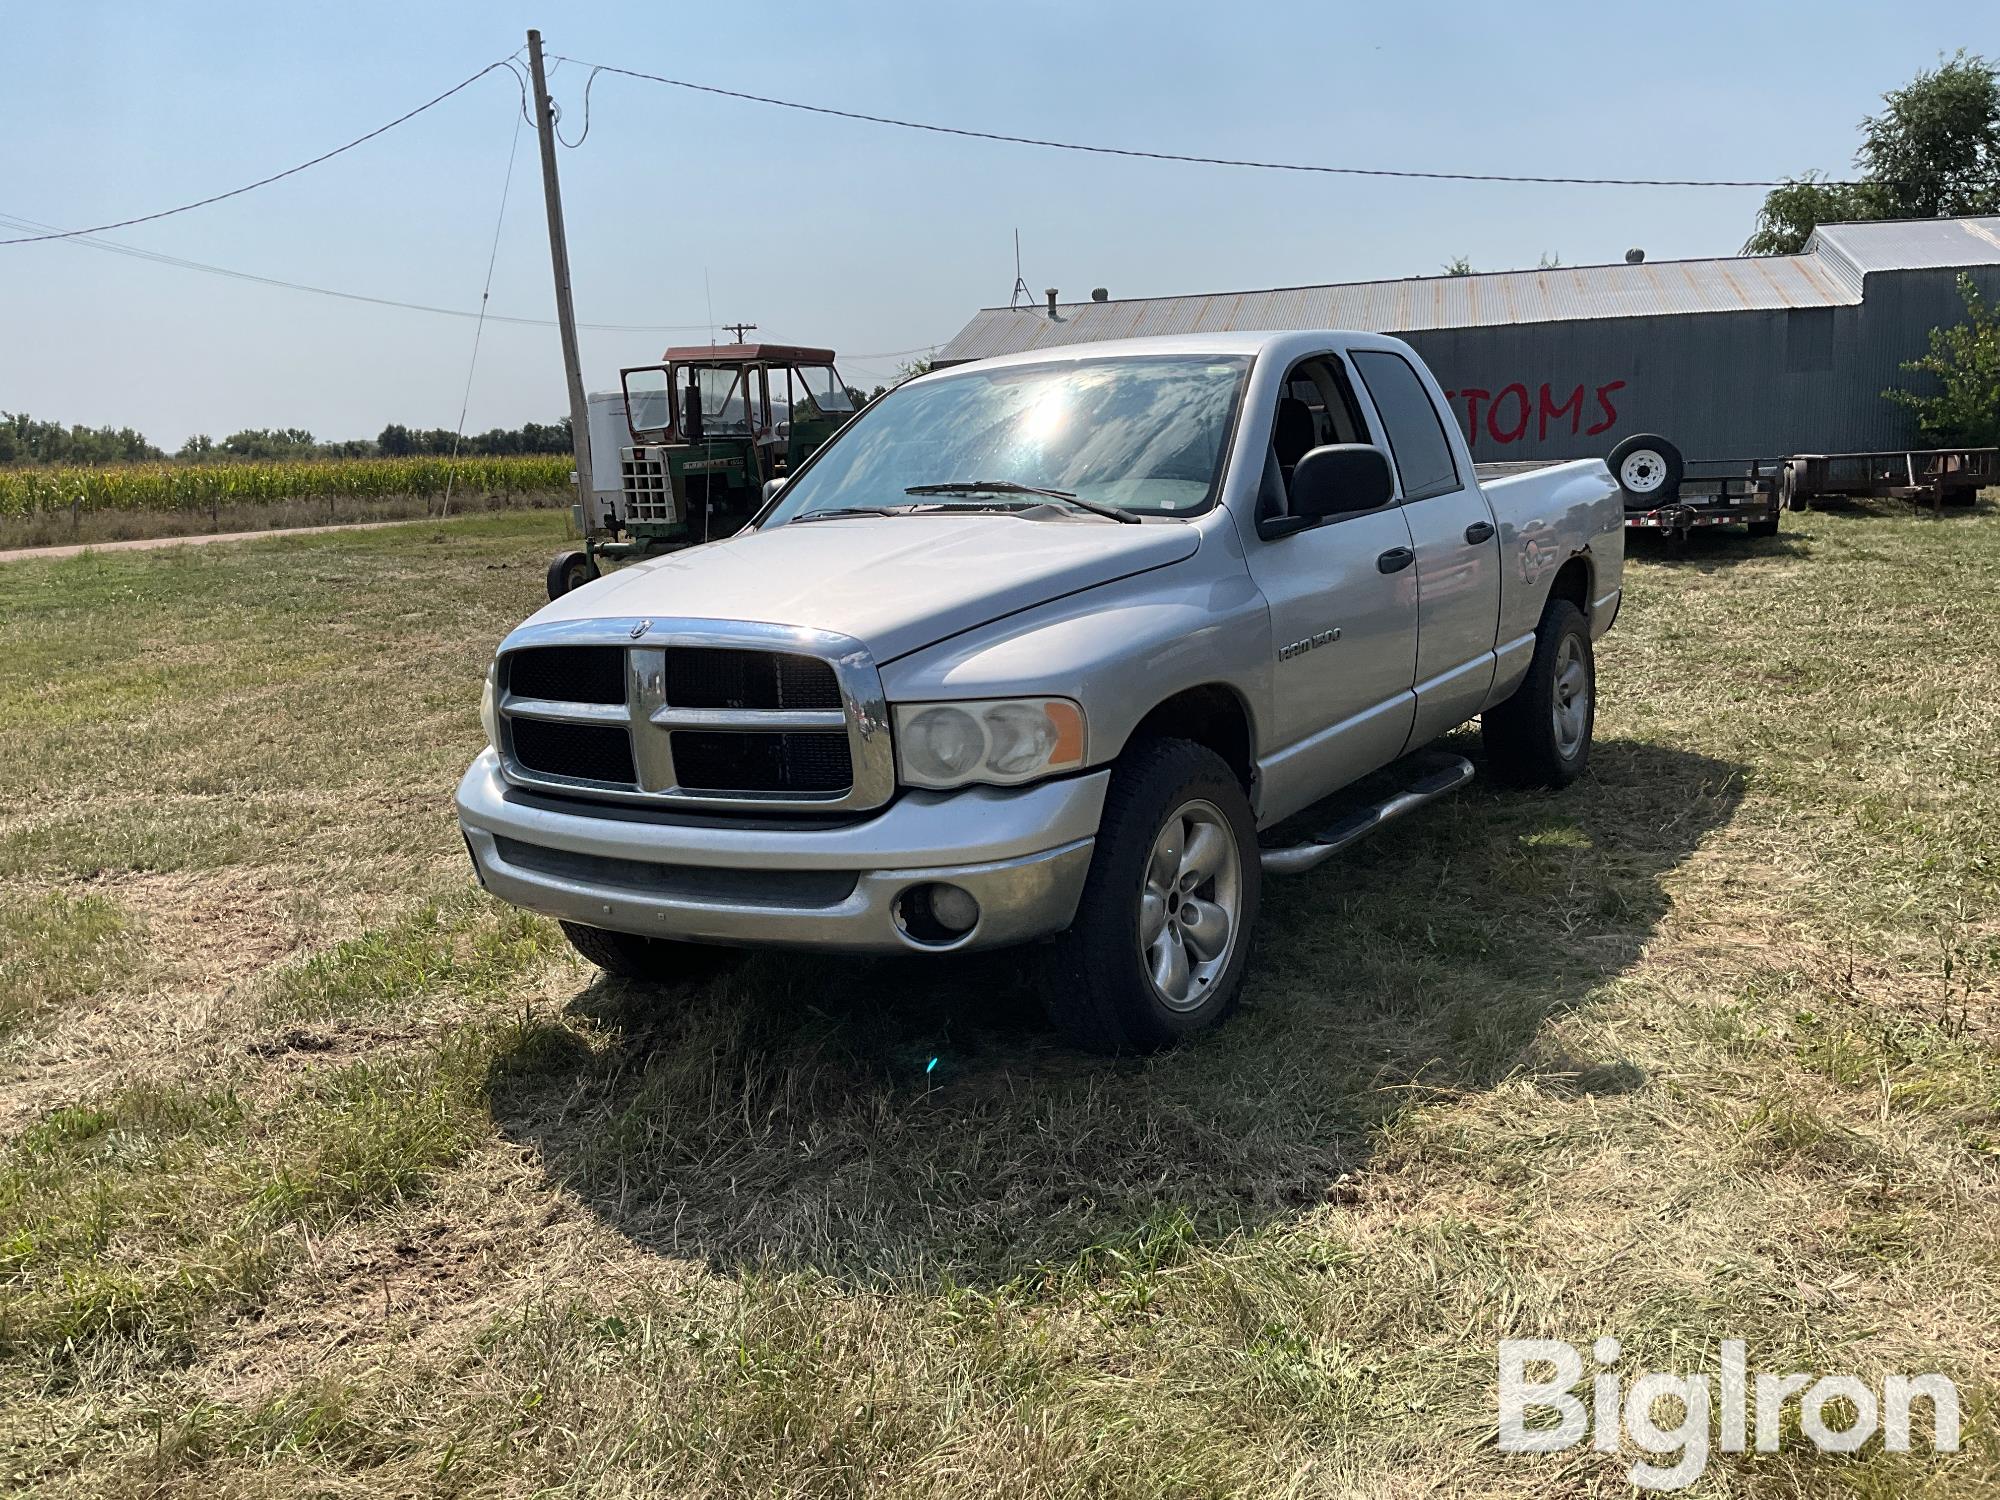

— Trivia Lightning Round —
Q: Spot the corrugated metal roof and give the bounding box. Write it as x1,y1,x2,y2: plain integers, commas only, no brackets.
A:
1810,215,2000,272
937,216,2000,364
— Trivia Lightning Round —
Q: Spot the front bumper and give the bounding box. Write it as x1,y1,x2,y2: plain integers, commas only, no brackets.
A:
455,749,1106,954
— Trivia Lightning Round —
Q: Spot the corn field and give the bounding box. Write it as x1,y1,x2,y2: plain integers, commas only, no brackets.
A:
0,455,572,517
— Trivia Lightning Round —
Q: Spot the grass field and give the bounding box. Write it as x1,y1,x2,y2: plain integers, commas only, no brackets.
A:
1,505,1996,1497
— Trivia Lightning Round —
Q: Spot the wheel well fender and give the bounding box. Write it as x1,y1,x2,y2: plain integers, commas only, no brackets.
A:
1548,553,1592,623
1120,684,1256,793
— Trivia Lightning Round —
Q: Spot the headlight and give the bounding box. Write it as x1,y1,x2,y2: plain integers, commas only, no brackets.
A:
479,662,500,747
893,698,1086,789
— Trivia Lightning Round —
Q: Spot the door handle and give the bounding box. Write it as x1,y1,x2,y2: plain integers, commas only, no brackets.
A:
1464,520,1496,544
1376,546,1415,574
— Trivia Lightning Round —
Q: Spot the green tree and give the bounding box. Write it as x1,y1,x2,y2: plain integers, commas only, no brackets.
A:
1746,51,2000,254
1885,272,2000,445
1442,256,1475,276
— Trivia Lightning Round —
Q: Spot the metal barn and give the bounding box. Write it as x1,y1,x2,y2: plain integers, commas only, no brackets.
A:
935,217,2000,465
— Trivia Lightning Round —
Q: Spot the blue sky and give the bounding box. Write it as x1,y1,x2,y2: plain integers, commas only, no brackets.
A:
2,1,1986,447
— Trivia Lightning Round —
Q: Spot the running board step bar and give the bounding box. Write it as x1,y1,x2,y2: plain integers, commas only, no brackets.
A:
1260,753,1475,876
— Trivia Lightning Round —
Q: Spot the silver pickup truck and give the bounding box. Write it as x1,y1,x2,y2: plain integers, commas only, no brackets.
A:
457,331,1623,1050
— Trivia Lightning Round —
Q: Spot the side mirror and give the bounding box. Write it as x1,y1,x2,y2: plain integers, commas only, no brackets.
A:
1288,444,1395,522
762,476,788,505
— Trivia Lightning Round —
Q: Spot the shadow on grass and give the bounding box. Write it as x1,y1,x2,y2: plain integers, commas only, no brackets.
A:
1625,528,1811,569
488,736,1744,1289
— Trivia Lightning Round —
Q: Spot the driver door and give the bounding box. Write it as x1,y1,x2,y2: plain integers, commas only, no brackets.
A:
1240,355,1420,812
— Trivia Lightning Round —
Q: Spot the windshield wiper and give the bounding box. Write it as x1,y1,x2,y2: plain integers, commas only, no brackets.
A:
789,505,907,523
904,479,1140,524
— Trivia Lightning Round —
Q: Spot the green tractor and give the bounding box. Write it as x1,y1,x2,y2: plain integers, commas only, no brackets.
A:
547,342,858,599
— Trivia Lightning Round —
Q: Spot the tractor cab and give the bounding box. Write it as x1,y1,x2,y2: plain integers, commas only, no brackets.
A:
548,343,857,598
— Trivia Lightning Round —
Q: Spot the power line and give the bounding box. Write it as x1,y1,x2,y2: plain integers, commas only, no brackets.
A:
0,211,711,332
552,55,1846,190
0,58,526,247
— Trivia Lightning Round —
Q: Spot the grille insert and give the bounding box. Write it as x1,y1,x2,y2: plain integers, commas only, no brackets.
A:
666,648,842,710
671,730,851,794
507,646,624,705
509,718,636,786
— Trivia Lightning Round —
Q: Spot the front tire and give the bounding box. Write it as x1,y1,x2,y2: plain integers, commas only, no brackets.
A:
547,549,598,600
558,921,740,985
1048,740,1260,1054
1482,599,1595,789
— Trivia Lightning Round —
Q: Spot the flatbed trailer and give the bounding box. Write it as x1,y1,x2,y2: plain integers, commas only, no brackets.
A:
1468,438,1991,546
1782,447,1998,513
1618,445,1994,541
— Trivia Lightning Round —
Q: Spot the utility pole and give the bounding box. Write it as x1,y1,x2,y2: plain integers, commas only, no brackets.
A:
527,30,593,510
723,322,757,343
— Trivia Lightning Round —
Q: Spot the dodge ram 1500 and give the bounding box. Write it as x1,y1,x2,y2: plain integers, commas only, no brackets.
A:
457,331,1623,1051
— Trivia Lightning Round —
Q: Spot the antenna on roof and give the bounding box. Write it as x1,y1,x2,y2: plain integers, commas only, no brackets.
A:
1009,229,1034,309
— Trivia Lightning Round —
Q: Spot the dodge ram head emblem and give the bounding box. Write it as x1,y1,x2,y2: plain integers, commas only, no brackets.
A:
629,620,652,640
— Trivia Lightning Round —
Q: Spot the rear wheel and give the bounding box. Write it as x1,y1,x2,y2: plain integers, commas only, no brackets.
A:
1482,599,1595,789
558,921,740,985
1048,739,1260,1053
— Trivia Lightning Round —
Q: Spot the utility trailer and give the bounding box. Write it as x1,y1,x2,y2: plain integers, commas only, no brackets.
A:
1622,455,1785,540
1609,435,1994,542
1781,447,1998,513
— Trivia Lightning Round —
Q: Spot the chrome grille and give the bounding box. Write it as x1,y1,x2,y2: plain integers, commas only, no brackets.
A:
493,619,892,812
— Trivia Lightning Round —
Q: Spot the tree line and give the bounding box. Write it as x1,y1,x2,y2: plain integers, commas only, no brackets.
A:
0,414,574,466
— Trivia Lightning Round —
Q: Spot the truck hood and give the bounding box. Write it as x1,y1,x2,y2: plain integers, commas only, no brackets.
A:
529,513,1201,660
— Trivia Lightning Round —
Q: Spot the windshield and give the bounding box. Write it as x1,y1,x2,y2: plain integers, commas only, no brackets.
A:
762,354,1249,524
796,365,854,416
689,366,753,433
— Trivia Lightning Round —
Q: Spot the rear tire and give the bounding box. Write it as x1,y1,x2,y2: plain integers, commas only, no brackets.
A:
1482,599,1595,789
1747,508,1780,538
558,921,740,985
1047,739,1260,1054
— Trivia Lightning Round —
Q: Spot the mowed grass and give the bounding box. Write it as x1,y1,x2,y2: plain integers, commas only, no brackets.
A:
0,506,1996,1497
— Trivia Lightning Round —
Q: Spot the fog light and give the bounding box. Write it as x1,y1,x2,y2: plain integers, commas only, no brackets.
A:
929,883,979,933
895,882,981,946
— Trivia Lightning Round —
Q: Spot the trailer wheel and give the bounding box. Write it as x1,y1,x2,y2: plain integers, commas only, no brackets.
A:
1607,434,1683,504
1747,489,1781,538
547,549,598,600
1782,460,1811,512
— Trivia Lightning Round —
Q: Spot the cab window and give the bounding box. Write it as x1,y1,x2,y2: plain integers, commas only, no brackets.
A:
1263,355,1375,522
1350,350,1462,502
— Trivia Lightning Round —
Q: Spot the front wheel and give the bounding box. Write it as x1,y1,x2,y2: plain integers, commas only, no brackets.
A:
1482,599,1595,788
1048,740,1261,1053
547,549,598,600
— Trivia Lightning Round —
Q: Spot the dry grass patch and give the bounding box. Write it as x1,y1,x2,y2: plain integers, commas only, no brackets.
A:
2,504,1999,1496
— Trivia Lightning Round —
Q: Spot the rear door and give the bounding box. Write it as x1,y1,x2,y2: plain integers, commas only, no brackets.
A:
1349,348,1502,749
1240,355,1419,802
